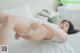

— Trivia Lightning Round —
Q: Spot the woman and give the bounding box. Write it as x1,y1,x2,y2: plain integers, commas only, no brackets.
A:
0,12,80,53
0,12,68,44
14,20,80,53
59,20,79,34
16,20,79,41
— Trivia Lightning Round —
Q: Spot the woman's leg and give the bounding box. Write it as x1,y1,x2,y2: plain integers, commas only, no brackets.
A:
0,15,15,45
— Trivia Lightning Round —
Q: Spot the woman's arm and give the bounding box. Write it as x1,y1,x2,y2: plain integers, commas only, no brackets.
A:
29,23,68,42
16,23,49,41
42,24,68,42
16,23,68,42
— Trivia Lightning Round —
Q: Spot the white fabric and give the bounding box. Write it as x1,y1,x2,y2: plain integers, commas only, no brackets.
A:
3,4,80,53
8,32,80,53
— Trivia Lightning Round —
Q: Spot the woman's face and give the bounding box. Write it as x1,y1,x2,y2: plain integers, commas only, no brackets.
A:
59,21,69,33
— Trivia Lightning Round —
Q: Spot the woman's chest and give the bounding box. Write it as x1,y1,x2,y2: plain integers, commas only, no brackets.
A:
14,20,33,34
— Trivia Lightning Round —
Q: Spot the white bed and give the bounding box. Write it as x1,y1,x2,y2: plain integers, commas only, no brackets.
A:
8,32,80,53
0,2,80,53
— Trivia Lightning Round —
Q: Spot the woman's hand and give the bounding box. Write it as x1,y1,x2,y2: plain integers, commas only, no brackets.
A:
15,33,21,39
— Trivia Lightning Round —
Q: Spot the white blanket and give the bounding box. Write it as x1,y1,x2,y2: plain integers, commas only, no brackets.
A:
8,32,80,53
3,4,80,53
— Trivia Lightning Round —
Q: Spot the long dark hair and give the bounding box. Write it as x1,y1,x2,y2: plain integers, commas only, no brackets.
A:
62,20,79,34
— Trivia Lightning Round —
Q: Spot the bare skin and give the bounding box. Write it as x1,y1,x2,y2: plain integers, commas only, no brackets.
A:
0,13,53,44
16,23,56,41
0,12,68,44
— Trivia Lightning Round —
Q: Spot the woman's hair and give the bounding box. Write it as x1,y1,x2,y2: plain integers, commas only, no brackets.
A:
62,20,79,34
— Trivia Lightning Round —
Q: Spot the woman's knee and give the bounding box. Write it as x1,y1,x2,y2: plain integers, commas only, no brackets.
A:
0,12,10,22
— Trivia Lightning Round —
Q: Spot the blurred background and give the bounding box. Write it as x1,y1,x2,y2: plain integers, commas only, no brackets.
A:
0,0,80,29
